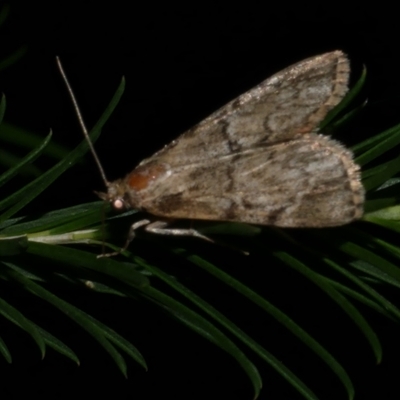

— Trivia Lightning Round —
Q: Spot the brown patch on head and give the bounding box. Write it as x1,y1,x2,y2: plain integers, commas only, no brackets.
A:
127,162,169,191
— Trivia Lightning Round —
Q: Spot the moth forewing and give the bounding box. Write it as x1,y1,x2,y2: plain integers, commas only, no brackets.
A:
105,51,363,229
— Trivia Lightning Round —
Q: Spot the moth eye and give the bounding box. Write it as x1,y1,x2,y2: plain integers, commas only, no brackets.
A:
113,199,124,210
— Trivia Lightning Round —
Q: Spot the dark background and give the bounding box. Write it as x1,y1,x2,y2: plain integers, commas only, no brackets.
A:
1,3,399,400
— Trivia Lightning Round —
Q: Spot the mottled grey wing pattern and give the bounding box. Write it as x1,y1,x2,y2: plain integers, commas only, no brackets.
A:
139,51,350,168
110,51,364,228
140,135,363,227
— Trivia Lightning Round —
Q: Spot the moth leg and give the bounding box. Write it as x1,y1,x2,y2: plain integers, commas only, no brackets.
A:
145,220,214,243
97,219,151,258
146,221,248,254
98,219,214,258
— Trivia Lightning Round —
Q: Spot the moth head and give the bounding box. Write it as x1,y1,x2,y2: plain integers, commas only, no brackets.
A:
95,180,131,211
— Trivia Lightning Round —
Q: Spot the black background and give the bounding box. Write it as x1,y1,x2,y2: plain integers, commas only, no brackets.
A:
1,3,399,400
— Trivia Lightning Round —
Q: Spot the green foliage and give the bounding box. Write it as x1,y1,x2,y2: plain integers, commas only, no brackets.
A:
1,57,400,400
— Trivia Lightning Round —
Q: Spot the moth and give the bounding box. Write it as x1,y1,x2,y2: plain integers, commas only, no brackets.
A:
57,50,364,252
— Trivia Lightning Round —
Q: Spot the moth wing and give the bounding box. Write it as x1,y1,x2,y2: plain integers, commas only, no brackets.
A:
141,51,350,167
139,134,364,227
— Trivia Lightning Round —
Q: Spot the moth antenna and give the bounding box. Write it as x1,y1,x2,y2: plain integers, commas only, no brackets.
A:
56,56,109,187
